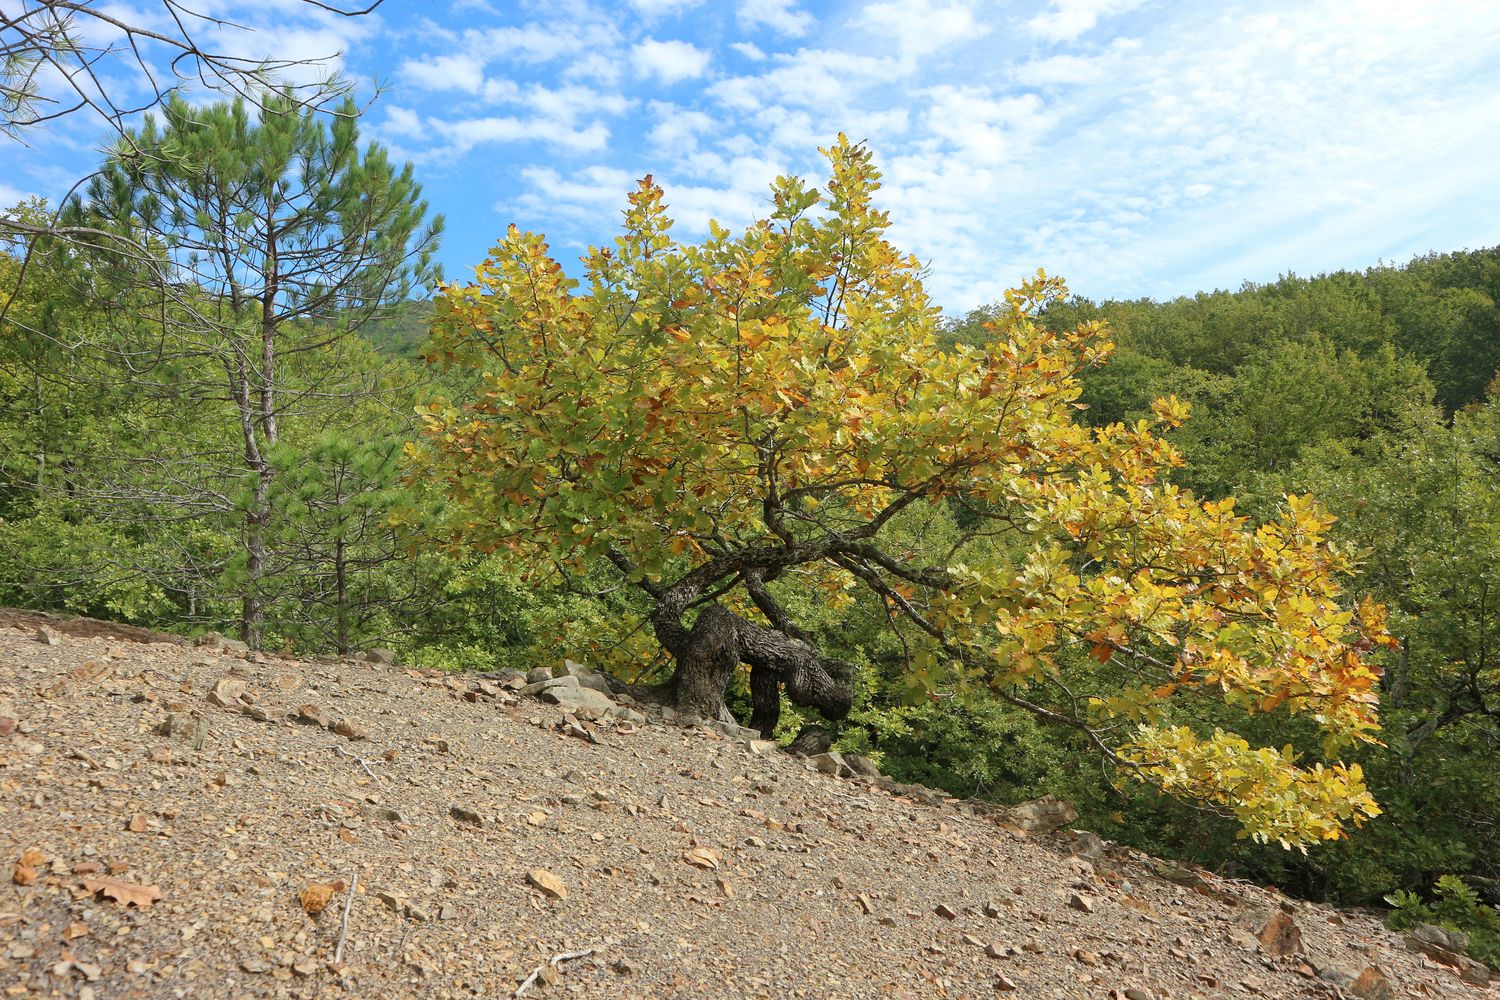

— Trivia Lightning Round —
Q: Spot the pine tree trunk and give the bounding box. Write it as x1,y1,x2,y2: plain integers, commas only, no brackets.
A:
335,535,349,655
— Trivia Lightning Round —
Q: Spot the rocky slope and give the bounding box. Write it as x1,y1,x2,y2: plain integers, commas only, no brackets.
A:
0,609,1492,999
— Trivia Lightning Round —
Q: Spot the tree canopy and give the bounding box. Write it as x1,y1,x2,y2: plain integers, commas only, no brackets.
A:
418,136,1394,848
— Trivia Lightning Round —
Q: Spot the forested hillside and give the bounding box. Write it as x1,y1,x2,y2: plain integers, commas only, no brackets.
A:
3,116,1497,966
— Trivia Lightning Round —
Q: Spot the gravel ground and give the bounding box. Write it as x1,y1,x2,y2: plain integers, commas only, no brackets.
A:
0,609,1492,1000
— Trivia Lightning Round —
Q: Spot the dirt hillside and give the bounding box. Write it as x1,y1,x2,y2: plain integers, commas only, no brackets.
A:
0,609,1492,999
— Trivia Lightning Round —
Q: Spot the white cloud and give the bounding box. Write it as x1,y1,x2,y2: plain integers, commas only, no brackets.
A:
1026,0,1148,43
383,106,425,139
730,41,768,61
711,49,896,112
513,164,638,223
627,0,705,13
399,53,486,94
435,116,611,156
920,87,1048,166
647,103,718,154
859,0,990,60
0,182,36,208
477,21,615,63
632,38,713,84
522,84,634,122
738,0,816,37
1013,38,1139,85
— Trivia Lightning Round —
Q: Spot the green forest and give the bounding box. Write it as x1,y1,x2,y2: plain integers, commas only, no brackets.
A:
3,94,1498,960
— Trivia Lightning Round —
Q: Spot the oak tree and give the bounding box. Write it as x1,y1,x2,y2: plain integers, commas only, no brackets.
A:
421,136,1392,847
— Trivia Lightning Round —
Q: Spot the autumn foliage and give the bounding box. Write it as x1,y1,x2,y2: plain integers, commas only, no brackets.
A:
418,135,1393,848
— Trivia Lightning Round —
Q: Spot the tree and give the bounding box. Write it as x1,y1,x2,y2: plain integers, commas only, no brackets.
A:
1,0,382,140
419,136,1393,848
59,91,440,646
1291,393,1500,889
264,428,417,655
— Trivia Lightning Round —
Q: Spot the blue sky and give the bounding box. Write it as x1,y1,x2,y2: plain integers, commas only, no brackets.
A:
8,0,1500,310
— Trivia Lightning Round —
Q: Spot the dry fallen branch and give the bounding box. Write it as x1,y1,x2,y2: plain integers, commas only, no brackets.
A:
332,745,381,782
513,947,596,998
333,871,357,965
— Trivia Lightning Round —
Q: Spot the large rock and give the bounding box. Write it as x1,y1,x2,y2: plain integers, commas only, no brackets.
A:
1404,926,1490,985
540,683,618,718
559,659,613,695
844,753,881,778
1408,922,1467,954
1005,795,1078,835
520,675,581,697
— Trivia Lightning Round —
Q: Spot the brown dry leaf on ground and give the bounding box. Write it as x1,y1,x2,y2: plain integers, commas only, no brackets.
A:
79,876,162,908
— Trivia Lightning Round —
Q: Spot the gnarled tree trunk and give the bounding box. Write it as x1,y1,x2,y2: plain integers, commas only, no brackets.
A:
653,600,855,736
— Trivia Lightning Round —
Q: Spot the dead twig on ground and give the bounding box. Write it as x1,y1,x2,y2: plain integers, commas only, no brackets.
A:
333,745,381,782
514,947,596,998
333,871,357,965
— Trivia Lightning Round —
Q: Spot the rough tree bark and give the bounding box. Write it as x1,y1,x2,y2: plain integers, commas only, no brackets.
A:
645,584,855,736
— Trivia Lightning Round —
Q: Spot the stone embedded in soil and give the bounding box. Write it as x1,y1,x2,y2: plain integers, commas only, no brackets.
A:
1403,932,1491,985
295,704,331,728
1349,966,1397,1000
527,868,567,900
361,804,406,823
1070,830,1106,859
811,751,854,777
1257,910,1303,957
1068,892,1095,914
207,676,247,708
332,718,366,740
449,804,483,827
934,903,959,920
